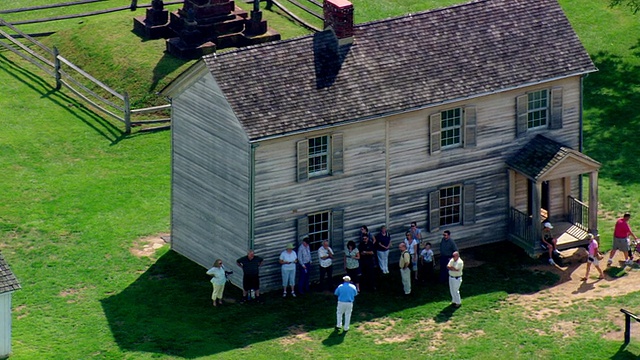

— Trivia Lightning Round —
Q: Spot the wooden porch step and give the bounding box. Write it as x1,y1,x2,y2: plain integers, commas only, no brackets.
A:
554,222,590,250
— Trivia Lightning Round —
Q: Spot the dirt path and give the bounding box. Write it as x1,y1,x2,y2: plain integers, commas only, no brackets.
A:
507,253,640,340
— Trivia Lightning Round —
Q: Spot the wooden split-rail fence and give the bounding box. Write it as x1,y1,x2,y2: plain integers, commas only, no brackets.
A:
269,0,323,32
0,17,170,134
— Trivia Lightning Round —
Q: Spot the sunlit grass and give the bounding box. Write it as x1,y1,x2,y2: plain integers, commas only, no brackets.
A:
2,0,640,358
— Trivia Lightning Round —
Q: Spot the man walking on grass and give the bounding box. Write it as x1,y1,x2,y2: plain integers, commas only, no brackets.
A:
608,213,638,267
334,275,358,332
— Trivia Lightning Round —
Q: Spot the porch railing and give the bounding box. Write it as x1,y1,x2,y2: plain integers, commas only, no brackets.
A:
568,196,589,231
509,207,534,244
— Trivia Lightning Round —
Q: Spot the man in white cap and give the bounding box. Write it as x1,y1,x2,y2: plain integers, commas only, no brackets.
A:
334,275,358,332
542,222,559,265
447,251,464,308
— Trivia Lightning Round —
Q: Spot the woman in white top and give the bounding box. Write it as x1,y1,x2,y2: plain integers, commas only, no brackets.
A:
279,244,298,297
206,259,227,306
403,231,419,280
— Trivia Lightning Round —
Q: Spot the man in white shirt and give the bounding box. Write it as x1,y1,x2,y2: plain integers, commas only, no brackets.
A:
447,251,464,308
318,240,334,291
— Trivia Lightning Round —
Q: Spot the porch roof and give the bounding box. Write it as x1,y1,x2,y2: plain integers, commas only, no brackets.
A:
0,253,21,294
506,135,600,182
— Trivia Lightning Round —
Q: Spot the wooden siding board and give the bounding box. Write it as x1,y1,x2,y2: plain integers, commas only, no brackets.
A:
171,73,586,291
514,173,528,212
171,73,251,275
0,293,10,357
548,178,564,221
251,122,387,289
384,78,582,250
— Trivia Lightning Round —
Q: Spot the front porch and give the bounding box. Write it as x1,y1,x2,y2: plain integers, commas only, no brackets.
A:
506,135,601,257
509,196,592,257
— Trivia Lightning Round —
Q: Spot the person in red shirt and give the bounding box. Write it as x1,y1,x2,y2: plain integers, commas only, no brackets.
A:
608,213,638,266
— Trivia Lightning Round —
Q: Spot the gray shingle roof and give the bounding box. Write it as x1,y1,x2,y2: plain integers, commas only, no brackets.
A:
506,135,600,180
203,0,597,140
0,253,20,294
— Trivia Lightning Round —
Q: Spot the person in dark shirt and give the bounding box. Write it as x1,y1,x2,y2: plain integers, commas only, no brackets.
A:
375,225,391,274
439,230,458,284
236,249,264,302
358,234,376,291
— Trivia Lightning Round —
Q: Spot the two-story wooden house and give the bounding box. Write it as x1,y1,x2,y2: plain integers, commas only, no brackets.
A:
161,0,599,291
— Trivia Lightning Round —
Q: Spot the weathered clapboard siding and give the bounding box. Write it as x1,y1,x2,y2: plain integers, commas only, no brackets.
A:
384,77,585,253
171,73,251,280
547,178,565,221
169,74,590,291
0,292,11,357
163,0,597,292
513,172,529,213
251,120,388,290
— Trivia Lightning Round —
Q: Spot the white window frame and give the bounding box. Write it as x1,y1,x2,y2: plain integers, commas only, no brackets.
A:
439,185,462,226
526,89,549,130
307,211,331,251
308,135,330,177
440,107,463,149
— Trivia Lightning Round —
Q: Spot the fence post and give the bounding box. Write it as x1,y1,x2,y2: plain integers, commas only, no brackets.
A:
625,312,631,344
124,91,131,134
53,47,61,90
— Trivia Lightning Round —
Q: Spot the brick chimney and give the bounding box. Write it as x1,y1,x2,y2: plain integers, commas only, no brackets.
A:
323,0,353,43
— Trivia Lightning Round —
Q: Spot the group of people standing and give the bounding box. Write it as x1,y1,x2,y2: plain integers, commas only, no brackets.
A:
204,213,640,336
205,222,466,316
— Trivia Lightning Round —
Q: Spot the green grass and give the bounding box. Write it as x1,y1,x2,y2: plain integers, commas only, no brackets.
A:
3,0,640,358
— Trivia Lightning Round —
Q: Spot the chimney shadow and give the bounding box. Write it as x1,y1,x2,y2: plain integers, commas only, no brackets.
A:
313,29,351,89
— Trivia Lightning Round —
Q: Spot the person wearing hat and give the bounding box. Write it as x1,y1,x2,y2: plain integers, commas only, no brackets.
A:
334,275,358,332
279,243,298,297
398,242,411,295
447,251,464,308
542,222,559,265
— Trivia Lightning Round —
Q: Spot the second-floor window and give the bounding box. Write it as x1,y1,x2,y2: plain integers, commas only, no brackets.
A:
429,106,476,154
308,136,330,176
297,133,343,182
526,89,548,129
441,108,462,148
516,87,563,137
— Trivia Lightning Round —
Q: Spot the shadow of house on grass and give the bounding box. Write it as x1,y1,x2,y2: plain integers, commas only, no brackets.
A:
149,52,189,94
101,242,560,358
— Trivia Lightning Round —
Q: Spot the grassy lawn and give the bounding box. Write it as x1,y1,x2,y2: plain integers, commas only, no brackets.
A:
2,0,640,358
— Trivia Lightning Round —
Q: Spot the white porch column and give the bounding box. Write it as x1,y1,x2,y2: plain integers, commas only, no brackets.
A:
532,180,542,245
508,169,516,208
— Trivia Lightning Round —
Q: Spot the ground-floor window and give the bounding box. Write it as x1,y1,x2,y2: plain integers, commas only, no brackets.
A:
307,211,331,251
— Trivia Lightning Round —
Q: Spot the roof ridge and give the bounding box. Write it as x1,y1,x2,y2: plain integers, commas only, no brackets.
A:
356,0,490,28
207,0,495,59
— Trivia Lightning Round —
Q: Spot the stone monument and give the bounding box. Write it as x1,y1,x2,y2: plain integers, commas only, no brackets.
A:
133,0,172,39
133,0,280,59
